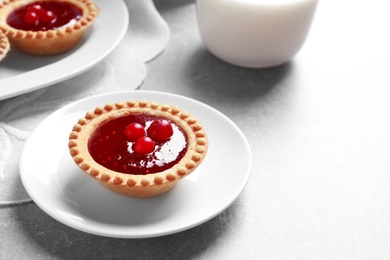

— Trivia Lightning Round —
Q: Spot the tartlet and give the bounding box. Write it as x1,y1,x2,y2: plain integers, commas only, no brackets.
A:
0,30,10,61
0,0,99,55
68,100,208,198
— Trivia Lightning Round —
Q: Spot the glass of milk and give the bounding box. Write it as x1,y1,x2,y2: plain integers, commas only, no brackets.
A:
196,0,319,68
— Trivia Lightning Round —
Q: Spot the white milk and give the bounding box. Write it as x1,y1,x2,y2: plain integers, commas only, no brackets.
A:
196,0,319,68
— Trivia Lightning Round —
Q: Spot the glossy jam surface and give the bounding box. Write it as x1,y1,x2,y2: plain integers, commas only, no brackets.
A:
7,1,82,31
88,114,188,175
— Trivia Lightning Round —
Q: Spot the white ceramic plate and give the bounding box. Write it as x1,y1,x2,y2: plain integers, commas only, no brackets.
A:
0,0,128,101
20,91,252,238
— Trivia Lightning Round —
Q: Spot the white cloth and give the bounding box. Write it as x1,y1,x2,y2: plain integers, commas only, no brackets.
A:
0,0,170,205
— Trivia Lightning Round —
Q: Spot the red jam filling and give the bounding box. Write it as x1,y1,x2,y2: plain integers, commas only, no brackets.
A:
6,1,82,31
88,114,189,175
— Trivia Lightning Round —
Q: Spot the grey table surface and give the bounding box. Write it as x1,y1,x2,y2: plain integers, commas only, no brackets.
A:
2,0,390,259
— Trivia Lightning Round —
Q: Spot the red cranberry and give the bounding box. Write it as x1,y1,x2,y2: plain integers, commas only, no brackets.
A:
133,137,155,154
26,4,45,16
147,119,173,141
24,11,39,25
124,123,145,141
40,10,56,24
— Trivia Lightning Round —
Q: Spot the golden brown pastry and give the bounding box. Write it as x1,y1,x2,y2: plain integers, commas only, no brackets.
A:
68,100,208,198
0,0,99,55
0,30,10,61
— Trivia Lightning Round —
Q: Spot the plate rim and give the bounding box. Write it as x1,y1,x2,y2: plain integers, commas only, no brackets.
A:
20,90,252,238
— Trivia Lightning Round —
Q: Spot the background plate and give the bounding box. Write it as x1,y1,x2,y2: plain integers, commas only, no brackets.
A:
0,0,128,100
20,90,252,238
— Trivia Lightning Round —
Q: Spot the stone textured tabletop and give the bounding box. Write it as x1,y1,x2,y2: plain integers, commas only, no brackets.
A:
1,0,390,259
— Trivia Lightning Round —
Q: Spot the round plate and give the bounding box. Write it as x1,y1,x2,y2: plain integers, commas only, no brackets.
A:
0,0,128,100
20,90,252,238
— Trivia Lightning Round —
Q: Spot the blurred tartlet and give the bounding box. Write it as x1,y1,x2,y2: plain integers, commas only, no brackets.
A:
0,0,99,55
68,100,208,198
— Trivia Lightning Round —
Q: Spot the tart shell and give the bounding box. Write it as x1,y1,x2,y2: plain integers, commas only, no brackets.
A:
0,30,10,61
0,0,99,55
68,100,209,198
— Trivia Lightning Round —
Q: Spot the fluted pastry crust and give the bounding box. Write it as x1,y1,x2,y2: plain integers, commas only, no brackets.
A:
68,100,208,198
0,0,99,55
0,30,10,61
